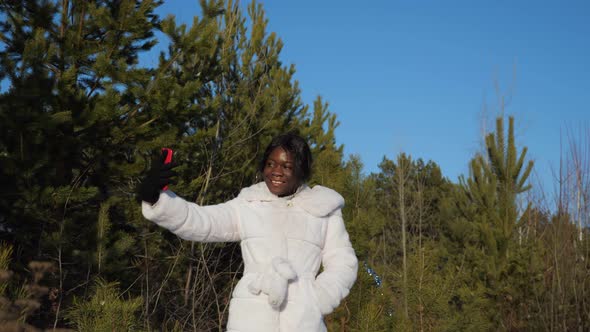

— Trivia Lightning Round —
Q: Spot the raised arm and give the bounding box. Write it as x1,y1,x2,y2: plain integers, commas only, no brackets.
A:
313,210,358,315
142,191,241,243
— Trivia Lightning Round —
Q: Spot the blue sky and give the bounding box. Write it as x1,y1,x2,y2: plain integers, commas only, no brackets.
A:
263,1,590,195
254,1,590,195
0,1,587,193
152,1,590,193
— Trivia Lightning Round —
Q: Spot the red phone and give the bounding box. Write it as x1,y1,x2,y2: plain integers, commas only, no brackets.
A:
161,148,173,191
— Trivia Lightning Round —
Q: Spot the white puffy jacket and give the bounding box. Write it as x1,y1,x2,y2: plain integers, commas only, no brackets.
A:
142,182,358,332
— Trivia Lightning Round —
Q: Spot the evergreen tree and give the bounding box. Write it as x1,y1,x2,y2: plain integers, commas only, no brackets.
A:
446,116,538,329
303,96,346,192
0,0,324,328
0,0,162,326
4,1,577,330
334,153,451,331
134,1,319,329
324,155,395,331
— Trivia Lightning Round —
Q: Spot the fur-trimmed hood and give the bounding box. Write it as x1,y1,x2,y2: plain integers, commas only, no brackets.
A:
237,182,344,217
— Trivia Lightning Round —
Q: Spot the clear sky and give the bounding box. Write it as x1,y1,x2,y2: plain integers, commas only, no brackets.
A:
152,1,590,193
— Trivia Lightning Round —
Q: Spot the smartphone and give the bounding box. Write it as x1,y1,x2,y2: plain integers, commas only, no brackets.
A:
161,148,173,191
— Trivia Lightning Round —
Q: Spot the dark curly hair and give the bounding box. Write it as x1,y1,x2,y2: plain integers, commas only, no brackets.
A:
258,133,313,184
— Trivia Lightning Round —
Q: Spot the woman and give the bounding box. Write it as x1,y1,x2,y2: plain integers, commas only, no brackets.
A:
139,133,358,332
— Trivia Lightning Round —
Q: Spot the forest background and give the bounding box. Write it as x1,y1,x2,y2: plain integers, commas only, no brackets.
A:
0,1,588,331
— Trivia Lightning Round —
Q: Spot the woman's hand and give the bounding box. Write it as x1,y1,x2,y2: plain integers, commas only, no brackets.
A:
138,149,178,204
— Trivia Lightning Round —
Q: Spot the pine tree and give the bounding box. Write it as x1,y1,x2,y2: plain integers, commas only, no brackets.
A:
0,0,383,329
133,1,316,329
0,0,162,327
332,152,452,330
446,116,537,329
324,155,395,331
304,96,346,192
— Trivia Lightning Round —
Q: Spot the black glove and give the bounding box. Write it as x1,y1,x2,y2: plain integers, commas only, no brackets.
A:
139,150,178,204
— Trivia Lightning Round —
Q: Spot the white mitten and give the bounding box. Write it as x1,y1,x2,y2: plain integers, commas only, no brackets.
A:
248,257,296,309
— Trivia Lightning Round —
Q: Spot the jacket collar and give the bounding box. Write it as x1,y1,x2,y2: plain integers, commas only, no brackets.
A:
238,182,344,217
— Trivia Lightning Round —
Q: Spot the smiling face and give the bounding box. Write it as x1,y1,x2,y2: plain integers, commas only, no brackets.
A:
263,147,300,197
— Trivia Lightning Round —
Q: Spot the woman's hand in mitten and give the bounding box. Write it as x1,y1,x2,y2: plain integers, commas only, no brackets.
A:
139,150,178,205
